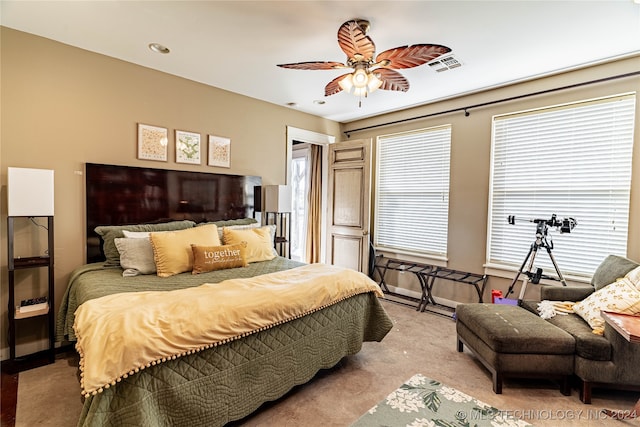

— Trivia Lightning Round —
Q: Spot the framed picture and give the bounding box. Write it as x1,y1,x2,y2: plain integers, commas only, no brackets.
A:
175,130,201,164
208,135,231,168
137,123,168,161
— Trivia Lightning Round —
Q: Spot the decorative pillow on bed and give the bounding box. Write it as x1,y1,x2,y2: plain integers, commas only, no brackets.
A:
222,226,277,263
218,223,261,242
150,224,221,277
572,276,640,335
218,223,276,246
198,218,260,242
114,237,156,277
191,242,248,274
95,220,196,267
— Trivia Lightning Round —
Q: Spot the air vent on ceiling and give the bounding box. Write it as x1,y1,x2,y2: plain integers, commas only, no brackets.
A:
428,55,462,72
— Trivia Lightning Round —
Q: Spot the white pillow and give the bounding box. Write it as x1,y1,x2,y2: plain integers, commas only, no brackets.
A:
122,230,152,238
114,237,156,277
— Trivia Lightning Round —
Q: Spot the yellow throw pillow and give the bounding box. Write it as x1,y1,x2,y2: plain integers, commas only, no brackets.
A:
150,224,221,277
222,226,276,263
191,242,248,274
573,277,640,335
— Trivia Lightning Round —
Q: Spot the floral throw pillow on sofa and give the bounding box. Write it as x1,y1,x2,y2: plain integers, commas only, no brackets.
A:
573,267,640,335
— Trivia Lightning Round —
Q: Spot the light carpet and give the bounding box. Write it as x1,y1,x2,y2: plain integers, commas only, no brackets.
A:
15,354,82,427
351,373,532,427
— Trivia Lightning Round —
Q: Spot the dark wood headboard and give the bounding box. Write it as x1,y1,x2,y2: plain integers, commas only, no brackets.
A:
86,163,261,263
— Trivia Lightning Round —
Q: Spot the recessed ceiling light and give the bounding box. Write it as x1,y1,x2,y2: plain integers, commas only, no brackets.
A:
286,102,298,107
313,100,326,105
148,43,170,54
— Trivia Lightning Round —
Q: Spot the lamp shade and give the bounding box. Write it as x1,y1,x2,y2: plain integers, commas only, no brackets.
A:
264,185,292,212
7,167,55,216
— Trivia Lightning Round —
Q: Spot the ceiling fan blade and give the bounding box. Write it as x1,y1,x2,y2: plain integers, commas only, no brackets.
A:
324,74,350,96
277,61,346,70
337,20,376,62
375,44,451,69
375,68,410,92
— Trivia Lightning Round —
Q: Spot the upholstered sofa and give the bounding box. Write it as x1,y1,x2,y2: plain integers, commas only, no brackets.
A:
520,254,640,403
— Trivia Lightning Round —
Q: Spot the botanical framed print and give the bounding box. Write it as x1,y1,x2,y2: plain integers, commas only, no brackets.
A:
137,123,168,161
175,130,201,164
208,135,231,168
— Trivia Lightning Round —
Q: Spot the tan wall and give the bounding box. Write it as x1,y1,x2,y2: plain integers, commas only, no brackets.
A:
0,27,340,357
343,56,640,304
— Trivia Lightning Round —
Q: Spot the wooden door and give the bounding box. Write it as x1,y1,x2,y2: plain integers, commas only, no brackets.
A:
326,139,372,272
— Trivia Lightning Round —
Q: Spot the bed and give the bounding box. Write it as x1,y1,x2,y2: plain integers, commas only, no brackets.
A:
57,164,393,427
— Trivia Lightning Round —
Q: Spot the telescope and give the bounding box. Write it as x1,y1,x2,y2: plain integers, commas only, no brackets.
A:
508,214,577,234
505,214,577,302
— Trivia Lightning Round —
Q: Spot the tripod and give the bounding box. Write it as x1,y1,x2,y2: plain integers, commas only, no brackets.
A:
505,221,568,302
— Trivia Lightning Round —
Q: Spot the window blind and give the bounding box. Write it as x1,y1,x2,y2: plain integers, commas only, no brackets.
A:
375,125,452,256
487,93,636,277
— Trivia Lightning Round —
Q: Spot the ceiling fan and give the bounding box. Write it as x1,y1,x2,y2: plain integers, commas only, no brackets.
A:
277,19,452,105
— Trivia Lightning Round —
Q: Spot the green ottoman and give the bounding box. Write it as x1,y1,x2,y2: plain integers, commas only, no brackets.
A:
456,303,575,395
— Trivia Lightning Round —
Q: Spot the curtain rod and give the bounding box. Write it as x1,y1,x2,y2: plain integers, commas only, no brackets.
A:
343,71,640,137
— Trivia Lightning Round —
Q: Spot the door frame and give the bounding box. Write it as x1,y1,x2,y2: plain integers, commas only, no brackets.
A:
286,126,335,263
291,144,311,262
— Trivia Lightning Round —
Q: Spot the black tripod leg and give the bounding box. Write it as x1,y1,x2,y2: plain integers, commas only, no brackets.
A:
505,245,534,297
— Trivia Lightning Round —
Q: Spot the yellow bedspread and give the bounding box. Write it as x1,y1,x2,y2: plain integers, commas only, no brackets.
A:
74,263,384,395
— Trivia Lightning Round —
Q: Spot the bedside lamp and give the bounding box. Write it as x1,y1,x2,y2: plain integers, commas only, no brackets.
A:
264,185,292,258
7,167,55,217
264,185,292,213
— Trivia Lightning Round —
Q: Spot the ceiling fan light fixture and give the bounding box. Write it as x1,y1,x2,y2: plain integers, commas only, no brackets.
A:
353,87,368,97
352,68,368,88
338,69,381,101
367,72,383,92
338,74,354,92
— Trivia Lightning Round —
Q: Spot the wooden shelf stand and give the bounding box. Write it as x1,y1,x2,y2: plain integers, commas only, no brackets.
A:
6,216,55,370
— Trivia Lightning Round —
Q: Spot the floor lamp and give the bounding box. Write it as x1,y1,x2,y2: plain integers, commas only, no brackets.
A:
264,185,292,258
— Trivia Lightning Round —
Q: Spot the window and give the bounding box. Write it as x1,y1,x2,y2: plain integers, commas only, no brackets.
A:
375,125,452,258
487,93,636,278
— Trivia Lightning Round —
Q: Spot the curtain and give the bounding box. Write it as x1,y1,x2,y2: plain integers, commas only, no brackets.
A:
305,144,322,263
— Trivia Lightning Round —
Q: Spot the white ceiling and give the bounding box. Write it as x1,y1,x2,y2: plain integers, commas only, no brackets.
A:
2,1,639,123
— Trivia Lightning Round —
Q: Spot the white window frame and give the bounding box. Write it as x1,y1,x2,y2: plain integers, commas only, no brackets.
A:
486,93,636,281
374,125,452,262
